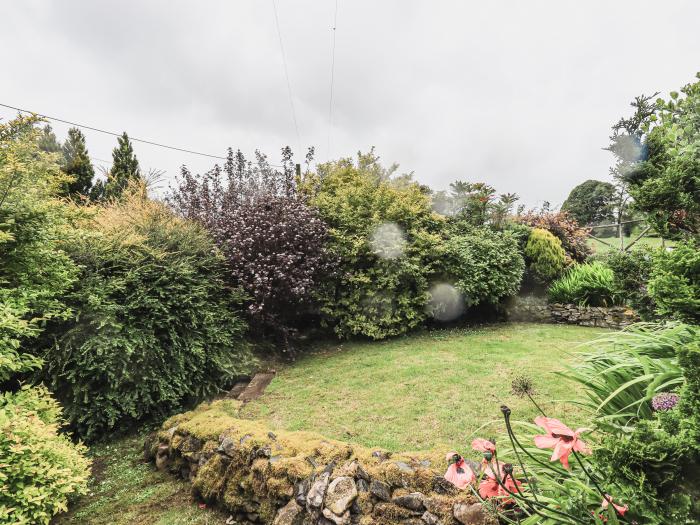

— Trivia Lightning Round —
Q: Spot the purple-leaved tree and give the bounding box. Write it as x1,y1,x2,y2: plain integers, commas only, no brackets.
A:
168,147,334,351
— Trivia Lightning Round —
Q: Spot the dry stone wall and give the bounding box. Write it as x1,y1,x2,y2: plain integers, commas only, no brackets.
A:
505,295,639,329
145,400,496,525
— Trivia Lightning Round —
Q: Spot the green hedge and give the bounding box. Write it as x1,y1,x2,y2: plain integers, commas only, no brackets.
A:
305,154,443,339
439,228,524,308
648,240,700,322
40,191,255,440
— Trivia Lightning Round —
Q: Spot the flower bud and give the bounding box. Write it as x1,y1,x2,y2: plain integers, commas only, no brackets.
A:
483,451,493,461
500,405,511,417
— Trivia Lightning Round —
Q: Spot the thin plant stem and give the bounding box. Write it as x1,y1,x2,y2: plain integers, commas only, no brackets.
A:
503,410,539,501
488,464,587,525
572,451,622,517
527,392,547,417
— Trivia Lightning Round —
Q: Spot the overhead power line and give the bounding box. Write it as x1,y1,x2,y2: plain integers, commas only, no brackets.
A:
327,0,339,159
0,102,285,168
0,102,229,160
271,0,302,156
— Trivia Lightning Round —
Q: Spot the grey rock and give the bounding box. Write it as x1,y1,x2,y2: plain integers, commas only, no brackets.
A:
324,476,358,515
322,507,350,525
393,461,414,474
307,471,330,508
369,479,391,501
432,476,459,495
218,437,237,456
273,500,303,525
355,463,370,481
294,479,309,507
453,502,487,525
356,478,368,492
392,492,425,512
371,450,391,462
421,511,441,525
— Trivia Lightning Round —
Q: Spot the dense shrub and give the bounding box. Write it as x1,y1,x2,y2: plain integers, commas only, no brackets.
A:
648,240,700,322
0,116,91,523
567,323,699,522
518,210,591,262
623,75,700,236
169,148,334,345
523,228,566,283
0,386,90,525
305,152,443,339
591,330,700,523
548,261,620,307
438,228,524,307
601,246,657,318
0,116,78,379
40,187,255,440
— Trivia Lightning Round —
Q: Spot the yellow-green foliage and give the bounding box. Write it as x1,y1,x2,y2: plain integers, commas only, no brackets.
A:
303,151,444,339
524,227,566,283
0,115,81,383
0,386,90,525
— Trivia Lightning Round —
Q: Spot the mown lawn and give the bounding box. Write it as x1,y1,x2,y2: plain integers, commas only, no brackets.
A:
55,322,606,524
240,323,607,452
52,433,230,525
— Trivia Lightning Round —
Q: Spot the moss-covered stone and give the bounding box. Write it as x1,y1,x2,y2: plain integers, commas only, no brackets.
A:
147,400,493,525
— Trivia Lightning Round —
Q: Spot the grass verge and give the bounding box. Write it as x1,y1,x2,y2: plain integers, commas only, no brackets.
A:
52,433,229,525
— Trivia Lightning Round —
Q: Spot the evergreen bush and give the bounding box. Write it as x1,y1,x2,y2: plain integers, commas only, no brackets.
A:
41,187,255,440
523,228,566,283
648,240,700,322
439,228,525,308
305,152,443,339
0,386,90,525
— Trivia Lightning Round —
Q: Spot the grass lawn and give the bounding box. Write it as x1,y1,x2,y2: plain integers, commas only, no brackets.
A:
587,235,672,254
55,322,607,524
240,323,607,452
52,433,230,525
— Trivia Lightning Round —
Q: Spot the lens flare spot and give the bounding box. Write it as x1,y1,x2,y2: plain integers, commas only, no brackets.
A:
427,283,465,322
370,222,406,259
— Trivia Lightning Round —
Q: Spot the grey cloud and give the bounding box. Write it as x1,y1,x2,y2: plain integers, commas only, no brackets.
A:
2,0,699,205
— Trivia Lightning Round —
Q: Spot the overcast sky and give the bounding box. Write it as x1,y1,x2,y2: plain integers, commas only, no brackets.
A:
2,1,699,207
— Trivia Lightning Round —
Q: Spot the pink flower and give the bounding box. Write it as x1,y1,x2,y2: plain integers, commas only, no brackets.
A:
471,438,496,453
477,463,521,503
602,495,628,516
443,452,475,489
533,416,590,469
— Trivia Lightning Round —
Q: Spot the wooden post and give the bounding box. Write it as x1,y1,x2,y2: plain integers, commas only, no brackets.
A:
619,220,624,251
295,163,301,180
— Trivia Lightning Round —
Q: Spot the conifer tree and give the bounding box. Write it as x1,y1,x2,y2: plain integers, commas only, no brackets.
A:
37,124,62,154
103,132,140,199
62,127,94,198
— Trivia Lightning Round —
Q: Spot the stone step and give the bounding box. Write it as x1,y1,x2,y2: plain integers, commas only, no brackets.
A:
236,371,276,403
226,380,251,399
